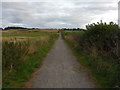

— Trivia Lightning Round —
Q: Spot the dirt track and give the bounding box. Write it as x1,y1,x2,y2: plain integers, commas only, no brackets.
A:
25,33,97,88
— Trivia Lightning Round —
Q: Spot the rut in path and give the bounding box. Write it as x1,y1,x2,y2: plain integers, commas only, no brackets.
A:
25,33,97,88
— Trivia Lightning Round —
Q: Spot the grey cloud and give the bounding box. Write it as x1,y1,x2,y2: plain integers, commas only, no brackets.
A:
1,1,118,28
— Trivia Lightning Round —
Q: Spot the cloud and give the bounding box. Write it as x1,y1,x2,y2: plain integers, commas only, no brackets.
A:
1,1,118,28
2,0,120,2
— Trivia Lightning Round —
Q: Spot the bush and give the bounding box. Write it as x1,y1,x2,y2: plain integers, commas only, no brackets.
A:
63,21,120,87
85,21,120,60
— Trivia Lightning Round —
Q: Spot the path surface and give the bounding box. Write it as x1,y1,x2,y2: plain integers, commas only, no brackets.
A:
25,33,96,88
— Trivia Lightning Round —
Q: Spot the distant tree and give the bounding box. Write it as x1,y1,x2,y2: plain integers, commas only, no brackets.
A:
0,28,3,30
4,26,27,30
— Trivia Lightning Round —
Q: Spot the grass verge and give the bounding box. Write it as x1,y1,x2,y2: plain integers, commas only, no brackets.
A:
2,36,58,88
64,39,119,88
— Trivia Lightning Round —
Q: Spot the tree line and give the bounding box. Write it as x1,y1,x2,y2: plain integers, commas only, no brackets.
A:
62,28,86,31
1,26,39,30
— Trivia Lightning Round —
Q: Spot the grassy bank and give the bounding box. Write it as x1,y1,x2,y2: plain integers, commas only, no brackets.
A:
65,39,119,88
62,21,120,88
2,32,58,88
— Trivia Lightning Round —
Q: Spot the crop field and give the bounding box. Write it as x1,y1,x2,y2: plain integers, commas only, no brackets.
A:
2,32,53,37
2,29,58,88
2,29,58,37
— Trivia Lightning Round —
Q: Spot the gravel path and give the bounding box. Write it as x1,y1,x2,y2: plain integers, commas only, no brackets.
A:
25,33,97,88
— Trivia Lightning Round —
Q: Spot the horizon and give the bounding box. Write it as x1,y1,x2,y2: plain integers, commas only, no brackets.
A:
1,20,118,30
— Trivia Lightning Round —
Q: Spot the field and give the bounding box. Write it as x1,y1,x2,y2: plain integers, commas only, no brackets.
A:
2,29,58,88
2,29,58,37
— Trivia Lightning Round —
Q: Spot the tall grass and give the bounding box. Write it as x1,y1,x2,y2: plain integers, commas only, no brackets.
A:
63,21,120,88
2,34,58,88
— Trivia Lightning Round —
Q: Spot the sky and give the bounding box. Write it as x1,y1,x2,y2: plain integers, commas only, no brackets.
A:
1,0,120,29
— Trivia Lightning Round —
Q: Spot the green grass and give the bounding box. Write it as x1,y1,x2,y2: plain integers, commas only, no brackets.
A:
64,30,84,32
2,32,56,37
63,30,84,35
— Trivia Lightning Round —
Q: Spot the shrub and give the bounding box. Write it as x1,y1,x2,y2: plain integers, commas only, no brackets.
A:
63,21,120,87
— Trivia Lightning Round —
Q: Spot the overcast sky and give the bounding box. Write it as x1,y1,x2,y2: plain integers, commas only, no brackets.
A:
1,0,119,29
